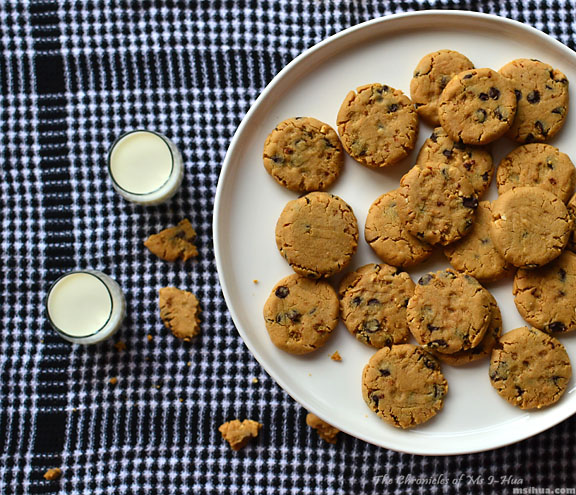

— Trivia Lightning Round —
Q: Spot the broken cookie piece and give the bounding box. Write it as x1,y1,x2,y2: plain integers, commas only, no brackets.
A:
159,287,201,341
144,219,198,262
219,419,262,451
306,413,340,444
43,468,62,481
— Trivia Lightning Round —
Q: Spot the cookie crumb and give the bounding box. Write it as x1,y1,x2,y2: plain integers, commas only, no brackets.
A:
219,419,262,451
109,377,118,385
144,219,198,262
43,468,62,481
252,377,259,384
147,334,153,341
253,279,259,284
114,341,126,352
187,361,192,367
159,287,201,341
330,351,342,362
306,413,340,444
179,398,184,402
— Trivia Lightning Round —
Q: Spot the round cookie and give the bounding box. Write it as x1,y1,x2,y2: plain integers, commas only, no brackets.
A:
410,49,475,126
337,83,418,168
397,164,477,246
416,127,493,198
489,326,572,409
263,274,339,354
439,68,517,145
338,263,415,348
361,344,448,429
499,58,569,143
444,201,514,282
275,192,358,278
407,269,492,354
514,250,576,333
364,189,434,268
263,117,344,193
431,291,502,366
490,186,572,268
496,143,576,203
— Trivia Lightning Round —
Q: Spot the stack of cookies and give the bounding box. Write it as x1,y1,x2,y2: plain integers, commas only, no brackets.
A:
261,49,574,430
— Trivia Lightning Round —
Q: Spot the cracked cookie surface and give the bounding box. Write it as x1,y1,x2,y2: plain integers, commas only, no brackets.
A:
439,68,517,145
159,287,201,341
262,117,343,192
364,189,433,268
361,344,447,429
275,191,358,278
263,273,339,354
489,326,571,409
337,83,418,168
397,164,477,246
407,269,492,354
496,143,576,203
144,219,198,262
338,263,415,349
410,49,475,126
444,201,514,282
499,58,569,143
514,250,576,334
490,186,572,268
416,127,493,198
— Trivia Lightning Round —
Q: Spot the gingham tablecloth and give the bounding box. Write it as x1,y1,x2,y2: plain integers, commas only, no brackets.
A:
1,1,575,494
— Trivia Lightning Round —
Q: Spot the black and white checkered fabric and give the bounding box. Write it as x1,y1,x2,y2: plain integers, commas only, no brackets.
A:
1,1,575,493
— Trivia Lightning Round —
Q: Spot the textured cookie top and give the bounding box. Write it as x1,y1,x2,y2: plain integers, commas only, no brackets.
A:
514,250,576,334
499,58,569,143
338,263,415,348
263,273,339,354
439,68,517,145
158,287,201,341
361,344,447,429
496,143,576,203
407,269,492,354
397,164,477,246
490,186,572,268
144,219,198,262
263,117,344,193
489,326,572,410
444,201,514,282
364,189,434,268
568,191,576,253
275,192,358,278
410,49,475,126
416,127,494,198
337,83,418,168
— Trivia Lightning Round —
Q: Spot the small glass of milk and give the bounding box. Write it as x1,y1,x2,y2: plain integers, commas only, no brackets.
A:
107,130,184,206
46,270,126,344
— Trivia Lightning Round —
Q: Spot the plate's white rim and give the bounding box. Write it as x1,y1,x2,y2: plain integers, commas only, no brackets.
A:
213,9,576,456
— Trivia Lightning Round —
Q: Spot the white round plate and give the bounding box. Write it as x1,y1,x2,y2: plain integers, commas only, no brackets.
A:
214,10,576,455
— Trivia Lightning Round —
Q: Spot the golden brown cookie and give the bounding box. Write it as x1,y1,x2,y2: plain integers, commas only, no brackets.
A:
43,468,62,481
397,164,477,246
407,269,492,354
262,117,344,192
144,219,198,262
514,250,576,333
306,413,340,443
364,189,434,268
496,143,576,203
410,49,475,126
219,419,262,450
444,201,514,282
338,263,415,348
416,127,494,198
158,287,201,341
438,68,517,145
499,58,569,143
489,326,571,409
263,274,339,354
337,83,418,168
275,192,358,278
361,344,447,429
490,186,572,268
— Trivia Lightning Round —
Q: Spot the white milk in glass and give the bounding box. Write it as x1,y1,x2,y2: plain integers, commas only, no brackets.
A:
108,130,184,205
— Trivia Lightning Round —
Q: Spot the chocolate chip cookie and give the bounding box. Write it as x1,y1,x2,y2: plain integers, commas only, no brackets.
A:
263,273,339,354
337,83,418,168
144,219,198,262
439,68,517,145
263,117,344,192
338,263,415,348
158,287,201,341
